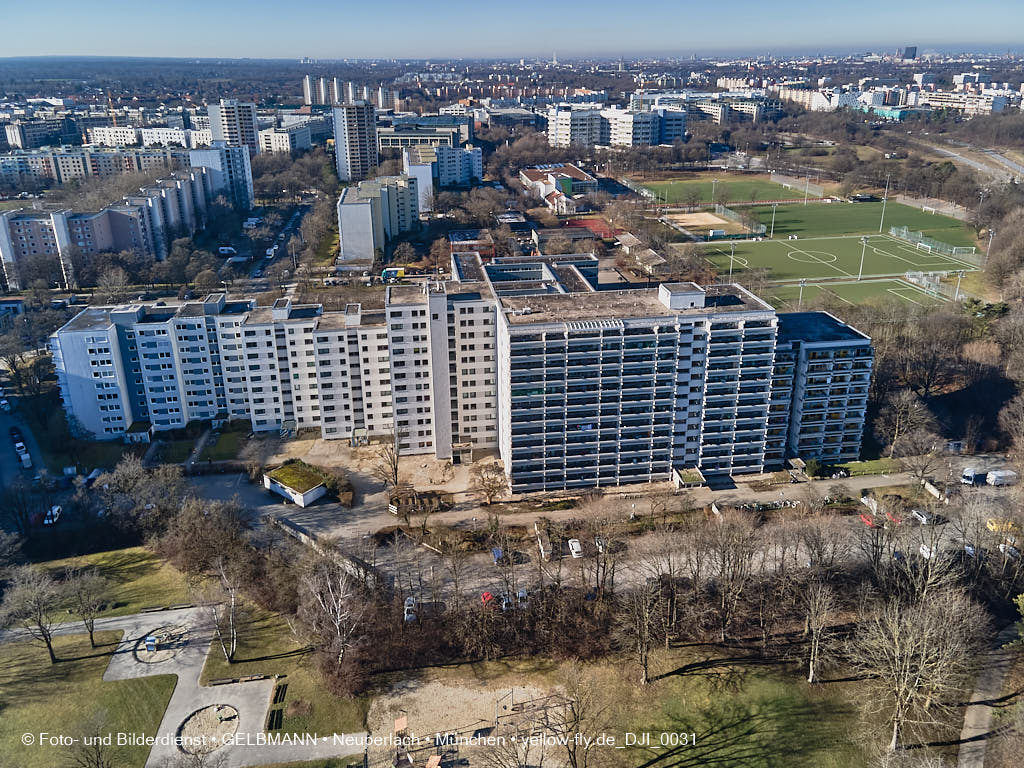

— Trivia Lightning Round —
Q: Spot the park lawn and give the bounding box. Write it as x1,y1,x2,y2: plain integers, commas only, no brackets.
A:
260,760,362,768
314,228,339,266
0,631,176,768
620,662,870,768
748,201,977,246
200,426,247,461
636,174,794,205
154,438,194,464
200,609,369,736
415,651,869,768
837,457,902,476
42,547,191,617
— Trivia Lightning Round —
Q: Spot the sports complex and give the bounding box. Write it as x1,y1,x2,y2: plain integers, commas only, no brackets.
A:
658,198,982,309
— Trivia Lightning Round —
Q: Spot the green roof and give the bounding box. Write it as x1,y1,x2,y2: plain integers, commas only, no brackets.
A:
266,462,325,494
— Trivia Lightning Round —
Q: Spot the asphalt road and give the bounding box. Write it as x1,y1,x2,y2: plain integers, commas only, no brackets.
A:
0,397,43,490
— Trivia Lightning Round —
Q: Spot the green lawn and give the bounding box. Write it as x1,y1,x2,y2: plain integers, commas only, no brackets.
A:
702,233,976,284
634,174,796,205
623,665,870,768
748,201,977,246
763,279,946,310
0,632,176,768
836,457,902,476
201,610,369,736
154,438,194,464
200,427,247,461
313,228,339,266
41,547,191,616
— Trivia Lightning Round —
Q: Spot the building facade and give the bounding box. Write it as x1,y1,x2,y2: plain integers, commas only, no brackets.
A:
336,174,419,261
208,99,260,155
52,263,874,492
258,124,313,154
332,102,377,182
188,143,254,210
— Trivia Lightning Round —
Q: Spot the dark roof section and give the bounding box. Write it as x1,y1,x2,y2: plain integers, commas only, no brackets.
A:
777,311,870,344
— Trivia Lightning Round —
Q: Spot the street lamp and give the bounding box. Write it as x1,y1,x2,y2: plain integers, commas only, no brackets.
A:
770,203,778,239
986,229,996,264
858,236,869,281
798,278,806,310
711,178,719,205
954,271,964,302
729,242,735,280
803,175,810,205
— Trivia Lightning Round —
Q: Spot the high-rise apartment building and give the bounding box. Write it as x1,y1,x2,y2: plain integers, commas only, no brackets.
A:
332,102,378,182
302,75,315,106
258,124,312,154
188,143,254,210
336,174,419,261
52,257,873,491
208,99,260,155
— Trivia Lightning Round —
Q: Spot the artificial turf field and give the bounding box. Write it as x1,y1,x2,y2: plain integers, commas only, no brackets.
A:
747,201,977,247
703,233,978,283
762,279,947,309
634,174,795,204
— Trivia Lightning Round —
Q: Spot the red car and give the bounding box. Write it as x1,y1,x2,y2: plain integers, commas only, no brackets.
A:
885,510,903,525
860,513,880,529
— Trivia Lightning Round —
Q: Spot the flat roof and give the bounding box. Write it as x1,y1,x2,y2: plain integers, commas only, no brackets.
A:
500,284,770,325
777,311,870,344
60,307,113,332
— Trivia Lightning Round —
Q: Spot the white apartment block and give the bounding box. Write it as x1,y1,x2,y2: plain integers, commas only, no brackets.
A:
333,102,378,182
336,174,419,261
0,146,186,186
914,91,1007,117
545,104,674,148
88,126,144,145
188,143,254,210
258,124,313,154
401,145,483,210
139,127,213,148
52,261,874,492
208,99,260,155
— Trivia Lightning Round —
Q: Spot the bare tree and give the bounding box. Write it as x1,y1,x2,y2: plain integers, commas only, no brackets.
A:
800,578,837,684
706,511,760,642
875,390,937,459
470,462,510,505
372,432,401,489
297,556,365,667
549,663,614,768
0,566,66,663
895,429,945,482
190,557,245,664
65,567,108,648
617,583,661,684
846,589,988,751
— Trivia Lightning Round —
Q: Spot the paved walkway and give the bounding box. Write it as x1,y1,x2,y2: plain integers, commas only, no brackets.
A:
2,608,368,767
957,625,1020,768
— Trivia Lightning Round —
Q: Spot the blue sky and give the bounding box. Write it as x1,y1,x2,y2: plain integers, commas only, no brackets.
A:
3,0,1023,59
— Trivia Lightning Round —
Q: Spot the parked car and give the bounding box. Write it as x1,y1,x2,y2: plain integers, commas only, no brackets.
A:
859,513,880,529
594,536,607,554
516,588,528,608
919,544,936,560
987,470,1019,487
0,399,10,412
911,509,934,525
500,592,514,611
568,539,584,558
13,441,27,455
403,597,417,622
217,246,237,255
9,425,23,441
43,505,61,526
999,542,1021,560
987,518,1019,535
885,509,903,525
961,468,984,485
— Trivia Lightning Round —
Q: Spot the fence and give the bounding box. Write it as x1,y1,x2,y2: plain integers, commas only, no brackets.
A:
890,226,980,264
768,172,825,198
904,271,975,302
714,203,767,235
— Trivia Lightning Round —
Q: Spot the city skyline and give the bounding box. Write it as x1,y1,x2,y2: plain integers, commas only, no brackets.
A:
3,0,1024,59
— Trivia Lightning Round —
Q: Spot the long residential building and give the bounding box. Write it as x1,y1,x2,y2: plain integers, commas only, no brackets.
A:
0,146,188,186
52,256,873,491
1,166,214,291
545,104,685,148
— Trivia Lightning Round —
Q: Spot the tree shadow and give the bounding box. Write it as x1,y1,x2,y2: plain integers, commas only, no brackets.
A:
634,695,854,767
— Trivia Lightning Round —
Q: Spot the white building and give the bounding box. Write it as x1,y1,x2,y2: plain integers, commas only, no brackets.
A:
189,143,254,210
87,126,142,146
337,174,418,261
51,266,874,492
332,102,377,182
401,145,483,211
208,99,259,155
258,124,313,154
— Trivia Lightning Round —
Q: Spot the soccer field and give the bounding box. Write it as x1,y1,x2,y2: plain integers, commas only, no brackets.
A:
702,234,977,282
635,175,795,205
763,279,947,309
748,201,977,247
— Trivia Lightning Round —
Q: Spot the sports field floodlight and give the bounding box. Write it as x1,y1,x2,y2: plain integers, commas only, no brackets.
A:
858,236,869,282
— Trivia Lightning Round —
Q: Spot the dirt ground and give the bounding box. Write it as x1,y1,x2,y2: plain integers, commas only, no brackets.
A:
663,211,747,234
368,679,547,738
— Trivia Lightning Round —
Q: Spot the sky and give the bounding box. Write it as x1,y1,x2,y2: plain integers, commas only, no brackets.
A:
3,0,1024,59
